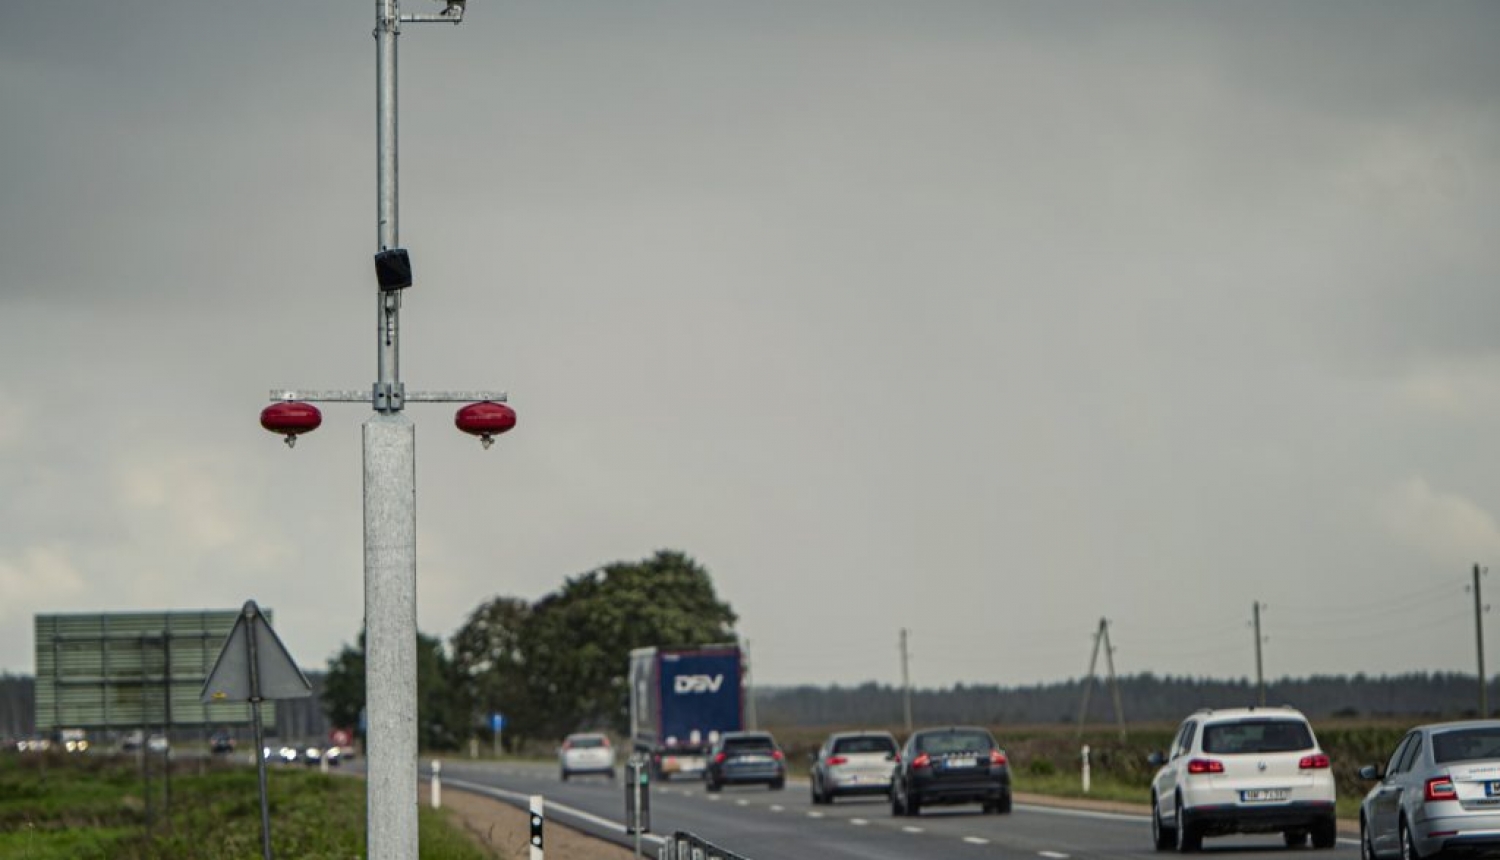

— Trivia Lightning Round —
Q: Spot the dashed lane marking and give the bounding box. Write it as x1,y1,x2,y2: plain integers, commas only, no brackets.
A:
964,837,990,845
1040,852,1070,858
807,811,825,819
902,826,924,834
770,805,784,812
851,818,869,826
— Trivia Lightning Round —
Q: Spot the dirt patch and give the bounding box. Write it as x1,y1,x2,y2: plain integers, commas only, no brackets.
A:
420,783,637,860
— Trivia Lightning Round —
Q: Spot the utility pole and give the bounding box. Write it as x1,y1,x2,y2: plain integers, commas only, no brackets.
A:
900,629,912,732
1076,618,1127,738
1475,565,1489,717
1101,620,1127,741
743,638,757,731
256,3,516,858
1253,601,1266,707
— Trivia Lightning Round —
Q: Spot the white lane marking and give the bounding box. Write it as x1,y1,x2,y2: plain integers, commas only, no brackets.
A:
902,826,924,834
736,799,749,806
1040,852,1070,858
1016,804,1145,824
770,805,784,812
807,811,825,819
850,818,869,826
443,777,665,847
964,836,991,845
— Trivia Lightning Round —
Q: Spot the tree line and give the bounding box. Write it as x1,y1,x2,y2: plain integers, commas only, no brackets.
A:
755,671,1500,728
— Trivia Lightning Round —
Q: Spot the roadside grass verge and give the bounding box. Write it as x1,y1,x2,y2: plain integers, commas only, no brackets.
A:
0,751,491,859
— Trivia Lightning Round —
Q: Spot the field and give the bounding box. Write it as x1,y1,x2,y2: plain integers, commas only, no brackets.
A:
0,751,489,860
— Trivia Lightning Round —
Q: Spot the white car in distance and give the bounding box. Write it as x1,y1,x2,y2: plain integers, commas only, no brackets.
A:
559,732,616,781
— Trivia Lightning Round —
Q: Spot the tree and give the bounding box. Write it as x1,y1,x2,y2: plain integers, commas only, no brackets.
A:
520,549,737,738
449,596,534,748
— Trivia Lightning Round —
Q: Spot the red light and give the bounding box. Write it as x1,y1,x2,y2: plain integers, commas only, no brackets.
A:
455,401,517,448
602,737,611,747
911,753,931,770
260,401,322,447
1187,758,1224,774
827,756,848,766
713,752,727,765
772,750,784,761
1299,754,1330,769
1426,777,1458,802
990,749,1008,766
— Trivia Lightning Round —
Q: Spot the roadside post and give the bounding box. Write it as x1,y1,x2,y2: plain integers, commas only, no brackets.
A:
431,759,442,809
625,756,651,858
529,794,545,860
1081,744,1091,794
200,601,313,860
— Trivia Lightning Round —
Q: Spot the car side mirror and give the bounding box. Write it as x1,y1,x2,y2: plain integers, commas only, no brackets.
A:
1147,751,1166,768
1358,764,1383,781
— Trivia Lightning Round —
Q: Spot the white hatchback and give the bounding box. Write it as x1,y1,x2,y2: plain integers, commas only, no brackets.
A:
1149,707,1337,852
559,732,616,781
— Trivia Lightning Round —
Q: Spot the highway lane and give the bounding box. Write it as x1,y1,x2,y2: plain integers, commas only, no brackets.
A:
429,760,1363,860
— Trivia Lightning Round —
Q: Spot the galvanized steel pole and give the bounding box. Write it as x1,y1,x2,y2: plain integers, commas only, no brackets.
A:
366,2,418,855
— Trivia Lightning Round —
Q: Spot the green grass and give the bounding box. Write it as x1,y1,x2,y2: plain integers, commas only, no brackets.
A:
0,752,492,859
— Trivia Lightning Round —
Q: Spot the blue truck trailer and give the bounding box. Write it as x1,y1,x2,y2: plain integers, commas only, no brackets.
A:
629,645,743,781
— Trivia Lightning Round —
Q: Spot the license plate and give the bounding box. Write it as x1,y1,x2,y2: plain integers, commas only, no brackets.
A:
1241,789,1290,802
946,757,977,769
738,755,769,763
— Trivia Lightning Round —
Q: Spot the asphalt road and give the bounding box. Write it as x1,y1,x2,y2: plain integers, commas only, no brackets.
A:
428,760,1363,860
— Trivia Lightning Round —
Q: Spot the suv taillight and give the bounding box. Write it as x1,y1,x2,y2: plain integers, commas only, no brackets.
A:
827,755,848,766
990,749,1008,766
1187,758,1224,774
713,752,727,765
1426,776,1458,802
911,753,931,770
1298,754,1330,769
772,750,784,761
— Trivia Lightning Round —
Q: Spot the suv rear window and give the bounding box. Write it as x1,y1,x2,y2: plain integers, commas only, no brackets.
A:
1433,728,1500,764
568,736,607,749
724,737,774,752
916,731,993,755
833,736,896,755
1202,719,1314,754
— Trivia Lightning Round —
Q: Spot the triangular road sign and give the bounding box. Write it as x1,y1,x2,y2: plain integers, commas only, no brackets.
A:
200,601,312,702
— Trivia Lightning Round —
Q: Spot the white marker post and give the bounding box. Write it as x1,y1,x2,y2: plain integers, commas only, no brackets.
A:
529,795,545,860
1081,744,1092,794
431,760,442,809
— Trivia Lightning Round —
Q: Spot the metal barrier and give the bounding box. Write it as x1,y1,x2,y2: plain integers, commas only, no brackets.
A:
657,831,754,860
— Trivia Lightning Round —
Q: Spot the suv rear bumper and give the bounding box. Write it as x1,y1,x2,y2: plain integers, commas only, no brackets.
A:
1184,801,1336,835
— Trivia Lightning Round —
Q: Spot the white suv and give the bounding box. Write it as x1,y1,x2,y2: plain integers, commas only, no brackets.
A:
1149,707,1336,852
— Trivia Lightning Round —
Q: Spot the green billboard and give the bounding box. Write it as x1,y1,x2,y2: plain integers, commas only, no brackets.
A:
34,610,277,731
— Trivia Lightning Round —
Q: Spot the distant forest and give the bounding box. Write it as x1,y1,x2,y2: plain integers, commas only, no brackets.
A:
755,672,1499,727
5,670,1496,738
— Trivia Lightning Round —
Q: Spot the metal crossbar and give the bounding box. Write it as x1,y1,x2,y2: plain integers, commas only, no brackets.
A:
657,831,754,860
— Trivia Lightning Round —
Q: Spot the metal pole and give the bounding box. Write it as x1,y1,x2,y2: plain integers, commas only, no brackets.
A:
900,628,912,733
1101,621,1127,741
742,640,756,732
1476,565,1488,718
1075,620,1102,736
1253,602,1266,707
247,605,274,860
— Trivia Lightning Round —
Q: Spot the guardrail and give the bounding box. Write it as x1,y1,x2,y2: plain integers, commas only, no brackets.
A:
657,831,754,860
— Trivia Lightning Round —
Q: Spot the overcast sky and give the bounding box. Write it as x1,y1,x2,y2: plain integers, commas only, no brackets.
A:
3,1,1498,689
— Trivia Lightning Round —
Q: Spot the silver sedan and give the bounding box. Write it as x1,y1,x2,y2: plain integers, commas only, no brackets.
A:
1360,720,1500,860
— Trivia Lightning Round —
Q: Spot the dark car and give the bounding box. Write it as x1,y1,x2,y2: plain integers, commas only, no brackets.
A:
210,732,236,755
891,726,1012,816
704,731,786,792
